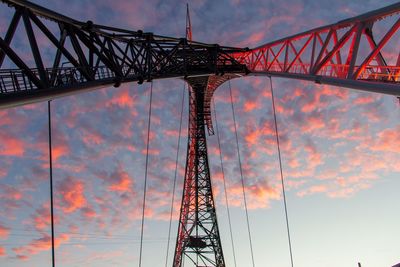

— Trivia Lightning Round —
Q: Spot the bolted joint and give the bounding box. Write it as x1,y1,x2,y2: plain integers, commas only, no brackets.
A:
82,20,93,31
144,32,154,41
180,38,188,45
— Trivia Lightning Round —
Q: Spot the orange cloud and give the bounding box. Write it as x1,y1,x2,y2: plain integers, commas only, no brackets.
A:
0,246,5,257
245,128,262,146
243,99,262,112
0,224,9,239
141,148,160,155
13,233,70,260
226,180,281,209
163,129,180,137
81,129,104,146
0,185,23,201
304,139,323,169
108,170,133,193
297,184,328,197
52,144,70,162
81,206,97,218
370,126,400,153
353,95,376,105
106,87,136,109
0,133,25,157
31,205,60,231
300,113,326,133
57,177,86,213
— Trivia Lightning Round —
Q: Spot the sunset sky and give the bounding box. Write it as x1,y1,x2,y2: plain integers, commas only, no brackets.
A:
0,0,399,267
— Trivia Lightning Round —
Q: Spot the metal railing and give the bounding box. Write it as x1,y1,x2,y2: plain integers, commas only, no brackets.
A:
251,62,400,82
0,66,118,94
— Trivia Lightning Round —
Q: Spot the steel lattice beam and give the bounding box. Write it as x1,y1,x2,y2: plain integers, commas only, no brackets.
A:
0,0,247,108
233,2,400,96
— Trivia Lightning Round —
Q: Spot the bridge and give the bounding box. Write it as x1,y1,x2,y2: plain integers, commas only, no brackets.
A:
0,0,399,267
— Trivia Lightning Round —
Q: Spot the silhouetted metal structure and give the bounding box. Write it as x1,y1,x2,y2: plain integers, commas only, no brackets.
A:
0,0,246,109
173,75,238,267
0,1,399,267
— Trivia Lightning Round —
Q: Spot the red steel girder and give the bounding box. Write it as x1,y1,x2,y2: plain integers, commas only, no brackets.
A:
233,2,400,96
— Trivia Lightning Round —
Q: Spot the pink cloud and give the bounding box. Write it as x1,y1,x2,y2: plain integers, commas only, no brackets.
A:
105,87,137,110
353,95,377,105
81,206,98,218
0,166,7,179
370,126,400,153
163,129,180,137
300,112,326,133
141,148,160,156
108,170,133,193
304,139,323,169
226,180,281,209
30,204,59,232
0,246,5,257
52,144,70,162
0,133,25,157
81,129,104,146
0,224,10,239
57,177,87,213
12,233,70,260
0,185,23,201
297,184,328,197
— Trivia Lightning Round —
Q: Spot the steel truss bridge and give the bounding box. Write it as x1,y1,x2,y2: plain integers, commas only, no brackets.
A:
0,0,399,266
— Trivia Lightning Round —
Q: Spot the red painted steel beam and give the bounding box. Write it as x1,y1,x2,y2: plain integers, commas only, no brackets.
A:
233,2,400,96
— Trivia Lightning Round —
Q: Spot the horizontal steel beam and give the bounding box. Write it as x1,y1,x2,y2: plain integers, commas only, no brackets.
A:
251,71,400,96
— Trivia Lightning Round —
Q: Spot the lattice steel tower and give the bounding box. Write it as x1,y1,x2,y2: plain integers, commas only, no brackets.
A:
172,75,234,267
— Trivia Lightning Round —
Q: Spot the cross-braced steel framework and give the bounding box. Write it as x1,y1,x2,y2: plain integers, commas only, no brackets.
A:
0,0,246,109
234,2,400,95
173,76,229,267
0,1,399,267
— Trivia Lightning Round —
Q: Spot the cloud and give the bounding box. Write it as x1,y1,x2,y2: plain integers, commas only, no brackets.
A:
30,204,60,232
0,246,5,256
370,126,400,153
97,166,135,193
57,177,87,213
12,233,70,260
0,224,10,239
225,179,281,209
0,185,23,201
105,86,137,110
81,206,98,219
0,133,25,157
297,184,328,197
108,171,133,193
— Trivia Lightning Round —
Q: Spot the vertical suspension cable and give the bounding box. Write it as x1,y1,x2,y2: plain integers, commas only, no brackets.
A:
212,98,237,267
47,100,56,267
139,82,153,267
228,80,256,267
165,82,186,267
269,76,295,267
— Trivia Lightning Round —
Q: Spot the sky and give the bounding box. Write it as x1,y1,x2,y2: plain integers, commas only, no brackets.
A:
0,0,399,267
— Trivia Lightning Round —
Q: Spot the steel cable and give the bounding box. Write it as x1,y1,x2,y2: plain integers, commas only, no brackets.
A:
47,100,56,267
139,81,154,267
228,80,256,267
165,82,186,267
269,76,295,267
212,98,238,267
